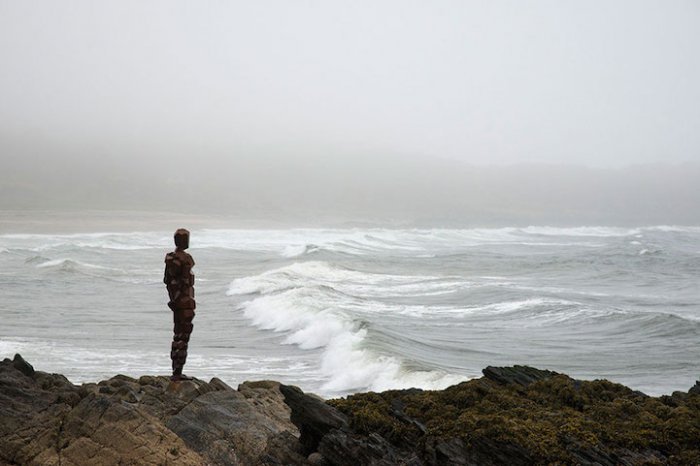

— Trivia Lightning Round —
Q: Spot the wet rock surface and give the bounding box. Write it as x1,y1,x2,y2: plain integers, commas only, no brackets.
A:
0,355,305,465
2,356,699,465
482,365,558,388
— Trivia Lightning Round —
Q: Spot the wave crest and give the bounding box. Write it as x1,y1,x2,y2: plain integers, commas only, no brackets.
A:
228,263,468,393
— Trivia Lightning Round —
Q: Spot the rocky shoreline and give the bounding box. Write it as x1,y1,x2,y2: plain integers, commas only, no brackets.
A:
1,354,698,465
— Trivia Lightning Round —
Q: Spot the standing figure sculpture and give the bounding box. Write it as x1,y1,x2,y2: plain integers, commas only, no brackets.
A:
164,228,196,381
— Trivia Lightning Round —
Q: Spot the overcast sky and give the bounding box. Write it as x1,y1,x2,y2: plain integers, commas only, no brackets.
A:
1,0,699,168
1,2,699,226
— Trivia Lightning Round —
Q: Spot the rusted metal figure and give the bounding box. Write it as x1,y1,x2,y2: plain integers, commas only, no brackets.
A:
164,228,196,381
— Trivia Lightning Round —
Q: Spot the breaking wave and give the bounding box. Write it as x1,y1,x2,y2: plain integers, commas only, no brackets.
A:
35,258,110,272
227,262,468,393
225,261,694,393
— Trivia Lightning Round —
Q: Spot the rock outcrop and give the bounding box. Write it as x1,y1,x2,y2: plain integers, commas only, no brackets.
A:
1,354,699,465
322,367,700,465
0,354,306,465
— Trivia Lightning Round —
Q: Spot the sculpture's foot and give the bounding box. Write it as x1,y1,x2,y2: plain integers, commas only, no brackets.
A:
170,374,193,382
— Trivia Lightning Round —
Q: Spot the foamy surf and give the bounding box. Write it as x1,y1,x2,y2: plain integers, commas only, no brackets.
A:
228,266,469,393
226,261,469,298
36,258,107,270
2,225,699,396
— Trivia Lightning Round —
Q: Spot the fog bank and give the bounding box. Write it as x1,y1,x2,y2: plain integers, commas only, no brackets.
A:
2,141,698,227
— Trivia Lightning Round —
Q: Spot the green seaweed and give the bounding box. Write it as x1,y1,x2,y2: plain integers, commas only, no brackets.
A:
328,372,700,464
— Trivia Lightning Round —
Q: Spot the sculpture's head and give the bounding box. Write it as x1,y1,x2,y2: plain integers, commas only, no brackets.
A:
174,228,190,250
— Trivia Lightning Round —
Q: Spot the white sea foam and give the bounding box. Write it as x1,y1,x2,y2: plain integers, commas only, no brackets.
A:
36,258,108,270
227,261,468,299
282,244,321,258
467,298,576,315
318,328,466,393
520,226,642,237
512,284,610,297
25,255,51,264
226,261,604,391
0,232,168,251
644,225,700,233
32,257,137,281
229,271,468,393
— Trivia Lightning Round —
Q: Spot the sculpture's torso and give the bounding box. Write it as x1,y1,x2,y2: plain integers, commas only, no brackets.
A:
164,249,196,311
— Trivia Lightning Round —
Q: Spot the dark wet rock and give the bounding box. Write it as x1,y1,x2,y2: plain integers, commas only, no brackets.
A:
689,381,700,395
318,430,408,466
259,431,310,465
424,436,533,466
211,376,235,391
482,364,557,387
281,386,426,465
12,353,35,377
279,383,349,455
307,451,326,465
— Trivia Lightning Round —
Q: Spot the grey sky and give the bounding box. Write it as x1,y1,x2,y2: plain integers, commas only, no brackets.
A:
2,2,700,226
1,1,699,167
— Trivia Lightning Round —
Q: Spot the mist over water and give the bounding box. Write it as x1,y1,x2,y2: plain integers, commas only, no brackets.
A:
3,158,700,227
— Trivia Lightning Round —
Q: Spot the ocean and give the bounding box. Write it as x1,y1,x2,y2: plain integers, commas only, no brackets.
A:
1,223,699,397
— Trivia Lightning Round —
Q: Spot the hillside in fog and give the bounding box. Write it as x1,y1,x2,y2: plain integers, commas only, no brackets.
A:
2,137,698,227
2,2,699,227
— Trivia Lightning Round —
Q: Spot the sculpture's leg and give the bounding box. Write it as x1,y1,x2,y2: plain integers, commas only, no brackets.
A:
171,309,194,380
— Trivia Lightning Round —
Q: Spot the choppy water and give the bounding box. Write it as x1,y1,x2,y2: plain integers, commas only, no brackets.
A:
1,225,699,397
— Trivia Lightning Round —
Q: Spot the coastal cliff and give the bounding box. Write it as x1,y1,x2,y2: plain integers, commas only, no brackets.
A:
1,355,698,465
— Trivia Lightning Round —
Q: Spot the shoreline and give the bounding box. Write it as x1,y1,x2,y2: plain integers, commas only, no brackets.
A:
2,354,698,465
4,209,699,234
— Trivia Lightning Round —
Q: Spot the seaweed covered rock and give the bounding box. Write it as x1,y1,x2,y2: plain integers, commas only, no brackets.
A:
328,367,700,465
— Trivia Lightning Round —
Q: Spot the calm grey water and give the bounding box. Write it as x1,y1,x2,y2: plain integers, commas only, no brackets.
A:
1,225,699,397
